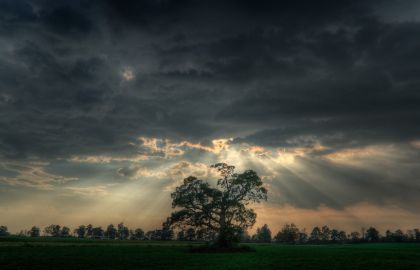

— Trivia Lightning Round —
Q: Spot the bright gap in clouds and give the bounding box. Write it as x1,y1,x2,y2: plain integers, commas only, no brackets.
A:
121,67,135,81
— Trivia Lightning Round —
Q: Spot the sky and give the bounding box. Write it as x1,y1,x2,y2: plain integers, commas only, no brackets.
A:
1,0,420,234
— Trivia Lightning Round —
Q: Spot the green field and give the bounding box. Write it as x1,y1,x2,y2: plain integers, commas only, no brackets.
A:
1,238,420,270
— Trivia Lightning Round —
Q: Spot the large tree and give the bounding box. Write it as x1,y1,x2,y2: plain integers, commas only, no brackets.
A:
170,163,267,247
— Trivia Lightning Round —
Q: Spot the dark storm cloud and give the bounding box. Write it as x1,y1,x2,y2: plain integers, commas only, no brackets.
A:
0,0,416,157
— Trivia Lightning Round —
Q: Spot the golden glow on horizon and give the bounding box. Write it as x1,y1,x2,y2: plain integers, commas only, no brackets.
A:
1,135,415,233
254,203,420,234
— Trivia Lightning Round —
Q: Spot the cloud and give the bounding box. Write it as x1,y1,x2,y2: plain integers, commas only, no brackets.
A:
0,161,78,190
64,185,109,196
1,0,420,231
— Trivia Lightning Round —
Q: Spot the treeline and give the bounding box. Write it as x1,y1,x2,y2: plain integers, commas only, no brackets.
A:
246,224,420,244
2,223,420,244
0,221,207,241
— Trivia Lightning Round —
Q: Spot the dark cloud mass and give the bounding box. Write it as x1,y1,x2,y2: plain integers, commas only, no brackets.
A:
1,0,420,230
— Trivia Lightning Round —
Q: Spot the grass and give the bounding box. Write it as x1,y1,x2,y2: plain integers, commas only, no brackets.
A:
1,237,420,270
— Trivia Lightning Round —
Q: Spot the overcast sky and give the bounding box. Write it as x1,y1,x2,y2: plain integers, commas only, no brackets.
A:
1,0,420,233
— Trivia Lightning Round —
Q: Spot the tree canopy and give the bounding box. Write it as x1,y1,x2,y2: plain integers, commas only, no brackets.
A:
169,163,267,247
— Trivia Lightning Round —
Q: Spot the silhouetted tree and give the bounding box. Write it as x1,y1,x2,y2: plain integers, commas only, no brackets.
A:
298,230,308,244
384,230,406,242
161,218,174,240
330,229,347,243
350,231,361,242
132,228,145,240
92,227,104,239
170,163,267,247
365,227,380,242
61,226,70,237
321,225,331,242
29,226,40,237
309,226,321,243
105,224,117,240
145,230,154,240
146,229,165,240
385,230,393,241
414,229,420,242
0,225,9,236
117,223,129,240
331,229,339,242
339,230,347,242
274,223,299,243
44,224,61,237
86,224,93,238
361,227,366,240
256,224,272,243
406,230,415,241
392,229,405,242
74,225,86,238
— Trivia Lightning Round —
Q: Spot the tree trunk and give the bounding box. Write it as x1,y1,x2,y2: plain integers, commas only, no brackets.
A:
216,208,231,248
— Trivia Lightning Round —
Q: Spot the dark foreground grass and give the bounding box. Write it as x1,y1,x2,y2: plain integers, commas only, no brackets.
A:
1,238,420,270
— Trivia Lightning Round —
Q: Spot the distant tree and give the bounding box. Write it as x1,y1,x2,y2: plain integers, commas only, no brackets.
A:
338,231,347,242
132,228,145,240
331,229,340,242
393,229,405,242
365,227,380,242
0,225,9,236
385,230,393,241
29,226,40,237
297,230,308,244
321,225,331,242
44,224,61,237
105,224,117,240
74,225,86,238
186,228,196,241
86,224,93,238
274,223,300,243
146,229,164,240
309,226,321,242
117,223,129,240
170,163,267,247
61,226,71,237
330,229,347,243
256,224,272,243
406,230,415,241
414,229,420,242
92,227,104,239
161,218,174,241
361,227,366,240
350,231,361,242
145,230,154,240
